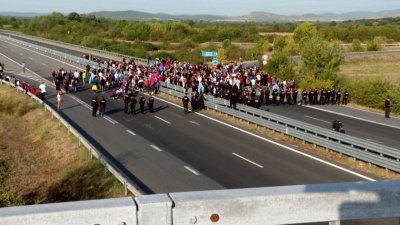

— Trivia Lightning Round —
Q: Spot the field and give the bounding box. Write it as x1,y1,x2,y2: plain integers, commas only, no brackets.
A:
0,85,129,207
340,54,400,81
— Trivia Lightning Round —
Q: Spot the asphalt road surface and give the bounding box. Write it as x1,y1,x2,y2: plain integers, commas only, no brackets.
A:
0,37,378,193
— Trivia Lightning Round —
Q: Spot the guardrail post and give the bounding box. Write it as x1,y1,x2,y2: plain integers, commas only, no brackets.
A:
329,221,340,225
124,181,127,196
78,136,81,147
89,148,93,160
67,126,70,135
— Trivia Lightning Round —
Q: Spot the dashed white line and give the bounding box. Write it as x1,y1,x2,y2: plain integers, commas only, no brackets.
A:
29,57,33,60
154,115,171,124
150,144,162,152
305,115,330,124
126,129,136,136
189,120,200,125
184,166,200,176
104,116,117,124
232,153,264,168
41,63,47,66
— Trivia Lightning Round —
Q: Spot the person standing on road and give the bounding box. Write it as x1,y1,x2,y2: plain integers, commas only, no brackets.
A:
130,95,137,114
139,94,146,113
385,96,391,119
21,61,26,73
56,91,62,111
38,81,46,101
343,89,349,105
148,93,155,113
182,93,190,113
99,96,107,117
123,93,130,114
91,96,99,117
0,63,4,79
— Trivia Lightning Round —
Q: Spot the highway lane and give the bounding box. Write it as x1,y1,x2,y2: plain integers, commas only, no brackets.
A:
262,104,400,148
0,38,376,190
3,32,398,149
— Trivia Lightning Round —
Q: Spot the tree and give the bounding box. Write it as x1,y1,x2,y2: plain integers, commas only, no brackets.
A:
299,36,343,83
266,50,295,81
68,12,81,22
217,48,227,64
293,22,318,43
351,39,364,52
273,36,286,52
262,40,270,52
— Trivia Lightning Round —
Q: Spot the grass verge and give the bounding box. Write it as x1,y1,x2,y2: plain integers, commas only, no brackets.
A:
0,85,130,207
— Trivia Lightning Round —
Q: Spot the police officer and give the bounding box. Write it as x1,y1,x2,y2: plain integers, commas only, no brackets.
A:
91,96,98,117
385,96,391,118
182,93,190,113
336,89,342,105
148,93,155,113
123,93,130,114
301,89,307,105
343,89,349,105
292,88,298,105
191,93,197,111
230,90,238,109
99,96,107,117
330,89,336,104
130,95,137,114
139,94,146,113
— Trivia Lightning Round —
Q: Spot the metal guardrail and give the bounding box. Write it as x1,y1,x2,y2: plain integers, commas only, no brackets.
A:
2,33,399,173
2,180,400,225
160,82,400,173
0,79,144,196
0,29,148,64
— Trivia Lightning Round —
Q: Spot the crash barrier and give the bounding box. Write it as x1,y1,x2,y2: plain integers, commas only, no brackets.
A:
160,82,400,173
2,33,399,173
0,29,148,65
1,180,400,225
0,79,145,196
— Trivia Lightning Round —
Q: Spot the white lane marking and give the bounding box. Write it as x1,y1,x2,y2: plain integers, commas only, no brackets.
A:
304,105,400,130
189,120,200,125
184,166,200,176
232,153,264,168
154,96,376,181
305,115,330,124
41,63,47,66
104,116,117,125
0,38,82,71
150,144,162,152
126,129,136,136
69,95,91,109
154,115,171,124
29,57,33,60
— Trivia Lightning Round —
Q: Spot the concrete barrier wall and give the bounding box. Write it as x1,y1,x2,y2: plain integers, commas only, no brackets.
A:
1,181,400,225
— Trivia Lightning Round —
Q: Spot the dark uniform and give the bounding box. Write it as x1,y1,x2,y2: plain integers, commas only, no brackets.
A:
343,89,349,105
301,90,307,105
385,96,391,118
139,95,146,113
336,89,342,105
272,89,278,105
191,93,197,111
230,91,238,109
292,89,298,105
124,94,130,114
148,95,155,113
265,88,270,105
182,95,190,113
330,89,336,104
99,96,107,117
91,96,98,117
130,96,137,114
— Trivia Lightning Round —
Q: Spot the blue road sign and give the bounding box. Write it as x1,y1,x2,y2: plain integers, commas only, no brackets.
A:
202,51,217,57
212,57,219,65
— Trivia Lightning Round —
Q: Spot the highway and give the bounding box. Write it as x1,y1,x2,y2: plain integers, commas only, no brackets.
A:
0,36,380,194
3,32,399,149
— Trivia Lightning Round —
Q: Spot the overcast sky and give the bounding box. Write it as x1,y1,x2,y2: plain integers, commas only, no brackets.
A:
1,0,400,16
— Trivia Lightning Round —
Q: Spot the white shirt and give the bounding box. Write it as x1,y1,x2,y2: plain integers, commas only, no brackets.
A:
39,83,46,93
